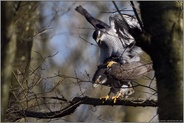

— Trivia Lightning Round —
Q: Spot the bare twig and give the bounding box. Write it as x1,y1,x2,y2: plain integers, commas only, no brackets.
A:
130,1,143,30
112,1,130,30
78,26,94,30
79,36,98,47
101,9,134,14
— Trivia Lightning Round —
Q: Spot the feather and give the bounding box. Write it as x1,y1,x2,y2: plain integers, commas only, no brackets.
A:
106,61,152,81
75,5,110,29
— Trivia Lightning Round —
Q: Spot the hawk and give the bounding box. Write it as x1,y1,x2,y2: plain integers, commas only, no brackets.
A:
92,58,152,102
75,5,142,64
75,5,148,101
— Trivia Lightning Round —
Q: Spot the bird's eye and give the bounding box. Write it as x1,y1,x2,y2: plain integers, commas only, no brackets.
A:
97,34,101,38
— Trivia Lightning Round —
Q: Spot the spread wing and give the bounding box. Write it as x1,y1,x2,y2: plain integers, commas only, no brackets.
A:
75,5,110,30
106,61,152,81
109,14,141,46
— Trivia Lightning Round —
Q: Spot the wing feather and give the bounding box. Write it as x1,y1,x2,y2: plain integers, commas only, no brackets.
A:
75,5,110,29
109,13,141,46
106,61,152,81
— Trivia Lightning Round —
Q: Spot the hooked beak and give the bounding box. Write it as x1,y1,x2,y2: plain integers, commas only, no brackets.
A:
96,36,101,44
93,83,99,87
93,78,100,87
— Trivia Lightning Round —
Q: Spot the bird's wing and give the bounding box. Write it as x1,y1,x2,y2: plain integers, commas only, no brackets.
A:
106,61,152,81
75,5,110,30
109,13,141,46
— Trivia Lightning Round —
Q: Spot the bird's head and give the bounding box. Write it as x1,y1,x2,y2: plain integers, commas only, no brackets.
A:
93,74,108,87
92,30,103,44
92,66,110,87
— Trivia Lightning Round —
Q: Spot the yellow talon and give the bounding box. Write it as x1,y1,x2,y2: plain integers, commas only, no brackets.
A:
107,61,117,68
112,97,117,103
100,95,110,101
112,92,122,103
105,95,110,100
112,96,119,103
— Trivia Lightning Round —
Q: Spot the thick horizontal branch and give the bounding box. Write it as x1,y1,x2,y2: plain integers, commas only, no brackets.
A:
17,99,82,119
16,96,157,119
73,96,157,107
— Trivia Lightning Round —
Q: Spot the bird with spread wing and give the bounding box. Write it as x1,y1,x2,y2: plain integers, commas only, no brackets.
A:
75,5,152,102
75,5,142,64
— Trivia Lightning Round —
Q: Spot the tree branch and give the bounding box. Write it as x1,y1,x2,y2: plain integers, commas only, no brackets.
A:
15,96,157,119
73,96,157,107
130,1,143,30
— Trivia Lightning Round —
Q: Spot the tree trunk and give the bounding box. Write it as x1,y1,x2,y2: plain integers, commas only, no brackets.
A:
1,1,38,121
1,2,17,121
139,1,183,121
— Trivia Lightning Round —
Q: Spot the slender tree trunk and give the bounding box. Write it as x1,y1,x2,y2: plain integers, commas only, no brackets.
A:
1,2,17,121
2,1,38,121
139,1,183,121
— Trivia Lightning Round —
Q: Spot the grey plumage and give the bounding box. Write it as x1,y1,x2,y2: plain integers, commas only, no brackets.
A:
75,5,109,30
75,5,148,99
92,14,142,64
75,5,142,64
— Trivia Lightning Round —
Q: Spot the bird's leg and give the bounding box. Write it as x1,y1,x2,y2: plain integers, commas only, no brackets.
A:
107,61,117,68
112,82,135,103
105,95,110,100
110,81,122,103
100,92,111,100
100,88,112,101
100,95,110,103
112,91,122,103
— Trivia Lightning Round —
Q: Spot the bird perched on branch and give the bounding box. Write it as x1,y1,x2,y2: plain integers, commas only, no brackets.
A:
92,58,152,102
75,5,142,64
75,5,148,102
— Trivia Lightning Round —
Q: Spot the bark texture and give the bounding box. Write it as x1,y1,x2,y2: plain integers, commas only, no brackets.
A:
1,2,38,121
1,2,18,121
139,1,183,121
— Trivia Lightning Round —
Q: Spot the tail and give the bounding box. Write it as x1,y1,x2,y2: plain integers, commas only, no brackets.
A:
75,5,110,29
